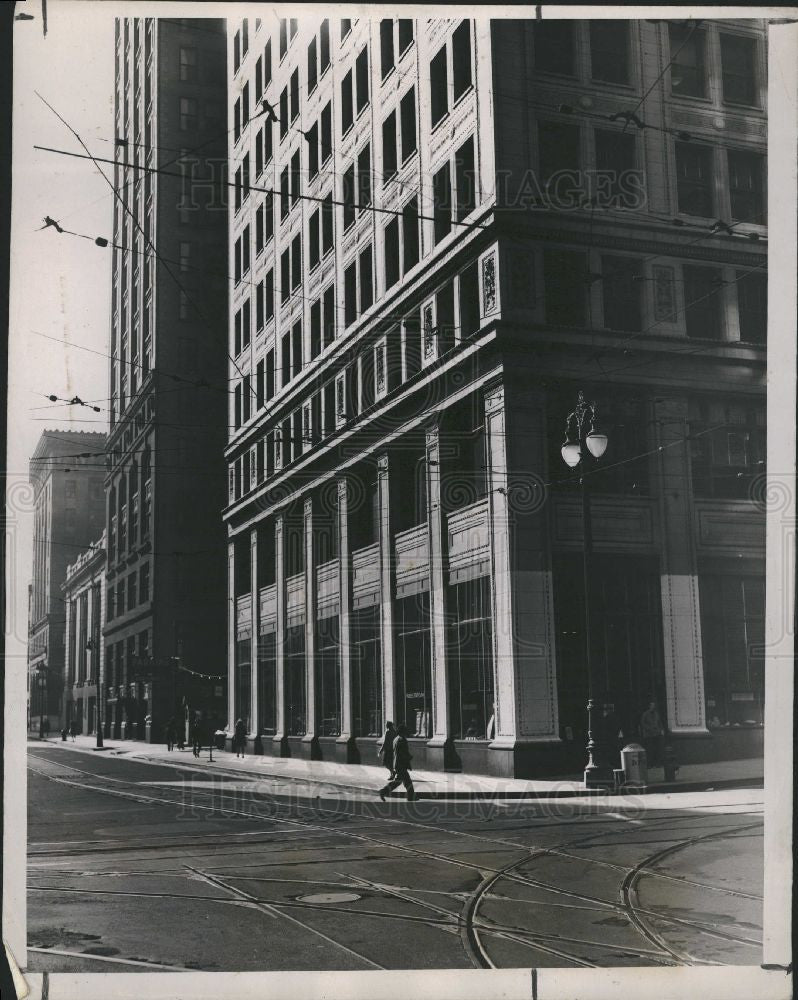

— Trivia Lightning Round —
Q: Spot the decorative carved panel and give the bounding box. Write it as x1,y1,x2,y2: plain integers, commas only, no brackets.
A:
395,525,429,597
285,572,305,624
236,593,252,639
553,497,657,550
259,584,277,633
316,558,340,619
352,543,380,607
448,500,490,583
695,502,765,553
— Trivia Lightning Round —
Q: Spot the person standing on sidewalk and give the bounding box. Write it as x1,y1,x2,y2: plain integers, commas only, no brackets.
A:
234,717,247,759
69,720,77,742
379,724,415,801
165,716,175,752
639,701,665,768
377,721,396,779
191,714,202,758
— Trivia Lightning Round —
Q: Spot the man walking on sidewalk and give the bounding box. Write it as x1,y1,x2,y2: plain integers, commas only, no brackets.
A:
377,721,396,779
379,724,415,801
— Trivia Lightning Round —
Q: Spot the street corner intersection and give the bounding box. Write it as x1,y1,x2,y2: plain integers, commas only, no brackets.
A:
27,741,764,973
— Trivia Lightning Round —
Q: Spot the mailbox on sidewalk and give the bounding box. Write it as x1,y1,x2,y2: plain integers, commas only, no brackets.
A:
620,743,648,788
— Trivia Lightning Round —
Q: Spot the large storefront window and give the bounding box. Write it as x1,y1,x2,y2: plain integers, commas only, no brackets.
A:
235,637,251,731
553,554,665,745
316,616,341,736
257,632,276,736
285,625,306,736
448,576,495,740
352,606,382,736
699,574,764,727
395,592,432,737
689,399,766,499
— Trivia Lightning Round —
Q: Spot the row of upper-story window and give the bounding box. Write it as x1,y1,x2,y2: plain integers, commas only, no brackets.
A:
231,163,462,370
538,247,766,344
232,79,420,216
230,390,766,516
230,237,765,450
233,17,410,85
228,258,483,495
530,20,765,109
106,561,150,624
232,19,470,160
532,118,766,226
107,453,152,566
231,129,477,344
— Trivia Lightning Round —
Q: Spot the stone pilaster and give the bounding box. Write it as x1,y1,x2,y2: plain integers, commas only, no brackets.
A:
249,528,259,742
336,476,357,761
227,541,236,731
425,421,452,768
484,381,560,776
652,396,707,735
302,496,318,756
273,515,287,753
377,454,396,726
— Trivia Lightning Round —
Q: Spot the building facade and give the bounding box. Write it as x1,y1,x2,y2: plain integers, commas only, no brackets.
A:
104,17,229,742
62,532,106,736
223,16,767,776
28,431,107,736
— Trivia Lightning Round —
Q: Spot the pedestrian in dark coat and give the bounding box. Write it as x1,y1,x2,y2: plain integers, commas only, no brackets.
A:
639,701,665,768
378,724,415,801
165,717,175,752
234,718,247,758
69,720,78,741
191,715,202,758
377,721,396,778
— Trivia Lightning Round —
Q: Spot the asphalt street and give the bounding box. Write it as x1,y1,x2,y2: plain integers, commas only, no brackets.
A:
27,743,764,973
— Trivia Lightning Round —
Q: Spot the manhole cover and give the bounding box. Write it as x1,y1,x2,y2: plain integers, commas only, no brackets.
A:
296,892,361,904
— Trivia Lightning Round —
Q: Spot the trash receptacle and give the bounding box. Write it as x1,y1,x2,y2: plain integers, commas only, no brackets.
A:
620,743,648,787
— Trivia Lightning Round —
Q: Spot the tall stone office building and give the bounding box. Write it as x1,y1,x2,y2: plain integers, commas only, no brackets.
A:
27,431,107,735
223,16,767,776
104,17,229,741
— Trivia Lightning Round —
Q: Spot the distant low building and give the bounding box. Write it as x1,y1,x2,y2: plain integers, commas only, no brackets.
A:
62,532,106,737
28,430,107,736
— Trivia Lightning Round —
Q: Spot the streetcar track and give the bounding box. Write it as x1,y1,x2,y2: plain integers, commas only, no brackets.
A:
28,747,764,970
620,821,765,963
184,864,386,969
26,946,181,971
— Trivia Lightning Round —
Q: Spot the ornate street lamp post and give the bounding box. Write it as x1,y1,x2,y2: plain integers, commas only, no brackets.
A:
37,665,47,739
86,640,104,749
561,390,613,789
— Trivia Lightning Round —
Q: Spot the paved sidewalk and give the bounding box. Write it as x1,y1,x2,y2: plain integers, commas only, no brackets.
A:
33,734,763,799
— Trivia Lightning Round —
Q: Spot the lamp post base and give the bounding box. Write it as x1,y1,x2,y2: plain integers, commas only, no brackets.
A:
583,763,616,789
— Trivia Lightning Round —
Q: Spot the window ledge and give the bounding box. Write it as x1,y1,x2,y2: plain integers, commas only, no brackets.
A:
722,99,763,112
381,66,396,86
431,110,450,134
532,67,578,81
589,77,636,92
453,84,475,111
